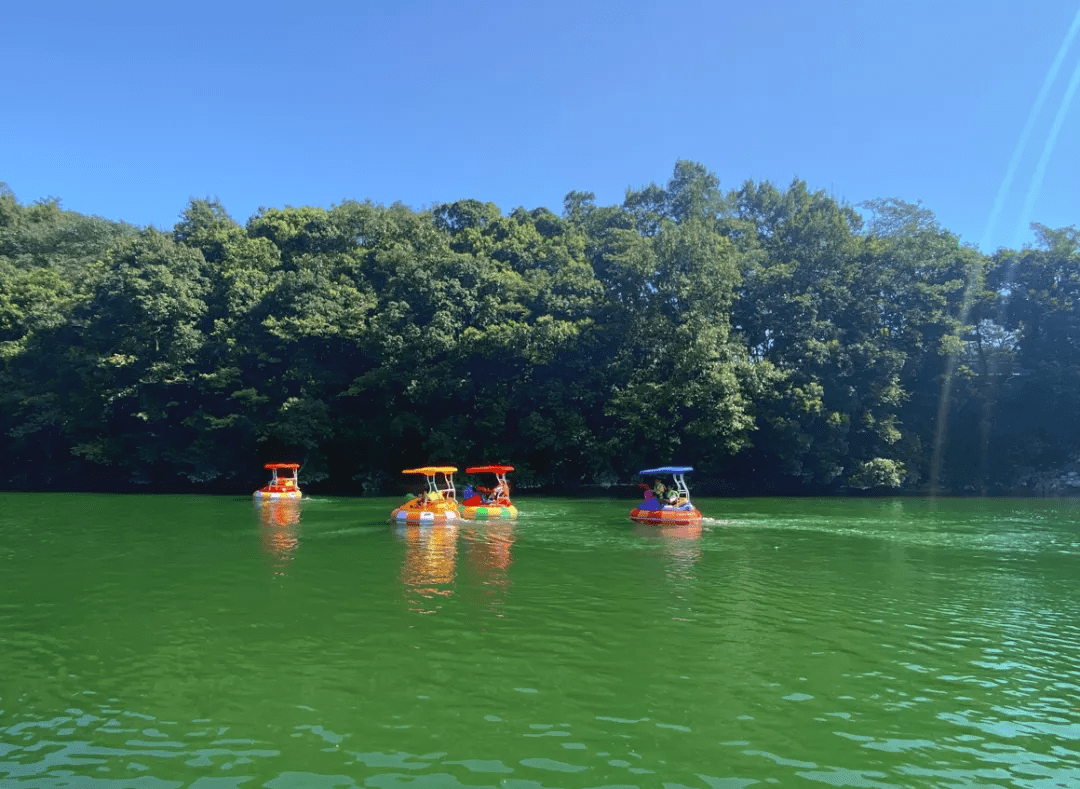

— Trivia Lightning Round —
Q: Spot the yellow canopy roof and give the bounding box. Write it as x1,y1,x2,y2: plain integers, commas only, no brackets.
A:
402,466,458,475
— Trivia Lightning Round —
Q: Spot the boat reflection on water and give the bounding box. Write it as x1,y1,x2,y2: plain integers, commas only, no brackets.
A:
633,521,703,581
462,521,516,613
396,523,460,609
255,498,303,577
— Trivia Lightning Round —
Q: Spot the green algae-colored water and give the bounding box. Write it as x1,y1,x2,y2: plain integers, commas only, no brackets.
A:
2,493,1079,787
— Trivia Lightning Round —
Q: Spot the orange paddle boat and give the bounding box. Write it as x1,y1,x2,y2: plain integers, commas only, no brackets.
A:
630,466,703,525
460,465,518,519
391,466,460,523
253,463,302,499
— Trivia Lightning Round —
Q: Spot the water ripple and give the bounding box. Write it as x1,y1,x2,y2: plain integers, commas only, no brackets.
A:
2,494,1080,787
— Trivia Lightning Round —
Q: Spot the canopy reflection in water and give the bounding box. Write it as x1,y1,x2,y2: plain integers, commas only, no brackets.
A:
463,520,517,613
256,498,302,577
395,522,460,611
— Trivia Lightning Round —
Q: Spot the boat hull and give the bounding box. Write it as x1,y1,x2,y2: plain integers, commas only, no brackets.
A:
459,504,518,520
629,506,702,526
390,504,459,523
254,488,302,499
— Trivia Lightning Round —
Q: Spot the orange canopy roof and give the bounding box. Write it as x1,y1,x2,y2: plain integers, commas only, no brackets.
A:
402,466,458,475
265,463,300,469
466,465,515,474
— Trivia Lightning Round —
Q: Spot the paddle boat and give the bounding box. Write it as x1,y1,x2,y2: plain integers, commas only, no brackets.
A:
460,465,518,519
630,466,703,525
391,466,460,523
254,463,302,499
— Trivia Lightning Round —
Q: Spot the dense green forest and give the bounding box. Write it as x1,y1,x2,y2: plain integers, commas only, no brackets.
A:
2,162,1078,495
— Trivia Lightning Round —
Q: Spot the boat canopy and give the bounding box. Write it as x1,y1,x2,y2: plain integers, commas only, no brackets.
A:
403,466,457,499
466,465,515,474
265,463,300,470
639,466,694,476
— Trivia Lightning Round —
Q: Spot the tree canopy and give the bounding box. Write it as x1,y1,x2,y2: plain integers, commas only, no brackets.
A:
1,165,1077,495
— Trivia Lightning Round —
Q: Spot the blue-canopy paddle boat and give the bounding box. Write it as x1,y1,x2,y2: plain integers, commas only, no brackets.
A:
630,466,703,525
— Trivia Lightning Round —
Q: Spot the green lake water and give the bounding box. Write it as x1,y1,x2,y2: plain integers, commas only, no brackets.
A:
1,493,1079,788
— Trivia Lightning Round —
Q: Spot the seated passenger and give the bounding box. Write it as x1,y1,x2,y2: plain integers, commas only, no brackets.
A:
639,489,662,511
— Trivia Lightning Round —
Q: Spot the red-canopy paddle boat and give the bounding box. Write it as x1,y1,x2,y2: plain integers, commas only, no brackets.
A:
460,465,518,519
391,466,460,523
253,463,302,499
630,466,703,525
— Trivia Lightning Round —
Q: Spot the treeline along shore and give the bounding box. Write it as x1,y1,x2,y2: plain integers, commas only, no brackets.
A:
2,162,1078,496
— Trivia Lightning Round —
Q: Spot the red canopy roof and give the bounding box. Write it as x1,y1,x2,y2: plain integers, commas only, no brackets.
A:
466,465,515,474
265,463,300,469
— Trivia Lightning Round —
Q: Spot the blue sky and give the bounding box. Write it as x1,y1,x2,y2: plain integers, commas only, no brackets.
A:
3,0,1079,253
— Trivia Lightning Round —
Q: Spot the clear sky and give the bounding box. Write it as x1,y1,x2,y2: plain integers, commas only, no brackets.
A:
3,0,1079,253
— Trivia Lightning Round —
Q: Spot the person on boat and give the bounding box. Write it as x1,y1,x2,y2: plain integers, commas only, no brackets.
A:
653,478,667,497
474,480,507,505
666,488,680,507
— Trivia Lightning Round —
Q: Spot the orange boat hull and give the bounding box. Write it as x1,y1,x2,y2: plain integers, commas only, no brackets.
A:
391,498,459,523
629,506,702,526
254,486,301,499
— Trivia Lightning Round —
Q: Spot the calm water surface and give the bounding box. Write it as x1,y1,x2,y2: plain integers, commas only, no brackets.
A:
1,493,1079,788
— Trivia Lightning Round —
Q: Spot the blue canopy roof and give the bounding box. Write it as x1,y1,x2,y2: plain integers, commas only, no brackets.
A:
639,466,694,475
